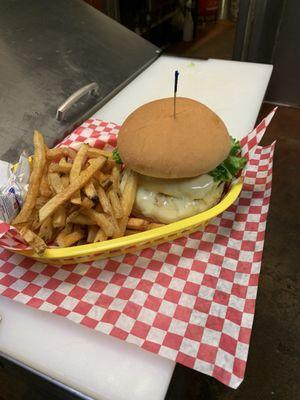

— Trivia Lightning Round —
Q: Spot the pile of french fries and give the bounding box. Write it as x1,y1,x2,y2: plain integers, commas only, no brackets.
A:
11,131,162,255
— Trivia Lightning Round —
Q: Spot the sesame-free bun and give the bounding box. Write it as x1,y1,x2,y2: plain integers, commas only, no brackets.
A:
118,97,231,179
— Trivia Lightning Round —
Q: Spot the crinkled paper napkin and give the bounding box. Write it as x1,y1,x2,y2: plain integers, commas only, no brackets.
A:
0,108,276,388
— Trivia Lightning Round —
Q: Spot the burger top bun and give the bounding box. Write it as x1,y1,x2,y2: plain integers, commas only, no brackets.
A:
117,97,231,179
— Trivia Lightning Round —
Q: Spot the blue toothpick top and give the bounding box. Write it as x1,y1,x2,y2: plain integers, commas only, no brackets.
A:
174,70,179,93
173,70,179,118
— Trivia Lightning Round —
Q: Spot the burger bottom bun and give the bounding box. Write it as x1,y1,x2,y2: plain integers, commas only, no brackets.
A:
134,182,224,224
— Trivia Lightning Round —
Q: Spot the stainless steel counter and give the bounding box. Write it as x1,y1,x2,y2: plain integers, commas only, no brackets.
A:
0,0,159,161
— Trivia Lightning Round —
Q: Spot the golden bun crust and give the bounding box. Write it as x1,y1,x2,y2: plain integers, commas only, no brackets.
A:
118,97,231,179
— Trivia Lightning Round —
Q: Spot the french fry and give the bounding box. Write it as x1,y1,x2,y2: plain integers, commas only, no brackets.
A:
61,175,70,189
66,209,79,222
35,197,49,209
120,169,129,194
148,223,165,230
56,226,85,247
82,209,114,237
94,203,103,213
52,206,66,228
125,229,141,236
48,173,64,194
83,181,98,200
59,157,70,167
49,162,72,174
80,197,94,209
111,165,121,194
55,223,72,245
39,157,105,223
126,218,165,231
97,186,113,215
47,147,77,161
67,148,77,160
19,227,46,255
47,147,65,160
39,163,53,197
126,217,149,231
102,159,116,174
14,129,141,254
68,214,95,225
31,210,41,231
94,228,107,243
109,214,122,238
87,148,112,159
91,177,100,190
67,205,79,216
50,228,60,243
70,145,88,176
118,170,138,235
13,131,46,225
87,225,98,243
108,189,123,218
94,170,108,184
70,144,88,205
101,177,113,191
38,217,53,242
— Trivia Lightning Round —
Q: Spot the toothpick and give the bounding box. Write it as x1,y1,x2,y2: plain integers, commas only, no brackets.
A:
173,70,179,118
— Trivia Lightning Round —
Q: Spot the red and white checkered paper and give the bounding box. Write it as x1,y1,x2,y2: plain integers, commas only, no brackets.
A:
0,109,276,388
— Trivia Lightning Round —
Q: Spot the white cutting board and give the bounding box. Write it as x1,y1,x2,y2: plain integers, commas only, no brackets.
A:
0,56,272,400
93,56,273,140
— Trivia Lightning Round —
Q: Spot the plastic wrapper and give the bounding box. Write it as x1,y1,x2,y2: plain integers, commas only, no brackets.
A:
0,153,30,222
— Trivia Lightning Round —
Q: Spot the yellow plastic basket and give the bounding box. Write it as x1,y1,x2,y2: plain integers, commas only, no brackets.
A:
11,180,243,265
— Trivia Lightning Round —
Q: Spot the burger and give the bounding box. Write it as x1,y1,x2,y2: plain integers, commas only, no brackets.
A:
113,97,246,224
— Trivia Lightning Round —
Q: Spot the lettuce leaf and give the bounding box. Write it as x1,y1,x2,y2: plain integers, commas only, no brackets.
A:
113,137,246,182
112,148,123,164
209,137,247,182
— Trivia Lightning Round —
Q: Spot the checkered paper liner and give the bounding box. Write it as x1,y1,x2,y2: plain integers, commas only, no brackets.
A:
0,108,276,388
